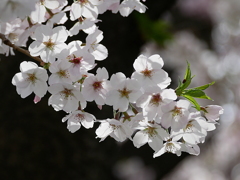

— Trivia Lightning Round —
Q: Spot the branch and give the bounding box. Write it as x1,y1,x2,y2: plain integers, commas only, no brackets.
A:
0,33,45,66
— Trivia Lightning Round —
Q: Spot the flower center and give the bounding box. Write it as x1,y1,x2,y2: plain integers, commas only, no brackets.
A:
78,0,88,5
27,73,37,84
144,126,157,137
118,87,132,98
92,81,103,91
165,142,177,153
43,38,55,50
60,88,74,99
69,56,82,65
57,70,68,78
150,93,162,106
141,68,153,78
172,106,183,117
184,121,193,132
75,113,84,121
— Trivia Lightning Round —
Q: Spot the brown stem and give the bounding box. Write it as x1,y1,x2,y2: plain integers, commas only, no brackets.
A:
0,33,45,66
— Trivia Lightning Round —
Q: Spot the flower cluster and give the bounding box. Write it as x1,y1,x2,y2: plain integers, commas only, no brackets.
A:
0,0,223,158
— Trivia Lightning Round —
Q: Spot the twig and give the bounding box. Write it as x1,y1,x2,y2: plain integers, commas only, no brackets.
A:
0,33,45,66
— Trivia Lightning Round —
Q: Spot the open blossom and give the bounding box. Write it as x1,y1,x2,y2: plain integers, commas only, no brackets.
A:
95,118,133,142
119,0,147,17
82,67,109,105
29,25,68,63
153,140,182,158
85,29,108,60
30,0,60,23
133,119,169,152
105,72,142,112
202,105,224,122
48,83,86,113
136,86,177,120
69,18,99,36
62,110,96,133
171,112,216,145
70,0,103,21
48,59,72,85
0,0,37,22
161,99,191,131
12,61,48,98
131,54,170,90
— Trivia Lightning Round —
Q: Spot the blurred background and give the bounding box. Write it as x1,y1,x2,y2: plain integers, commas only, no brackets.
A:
0,0,239,179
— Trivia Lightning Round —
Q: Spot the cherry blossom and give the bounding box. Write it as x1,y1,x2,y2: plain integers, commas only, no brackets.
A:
12,61,48,98
96,118,133,142
29,25,68,63
48,83,86,112
133,118,169,152
105,72,142,112
131,54,170,90
62,110,96,133
82,67,109,105
161,99,191,131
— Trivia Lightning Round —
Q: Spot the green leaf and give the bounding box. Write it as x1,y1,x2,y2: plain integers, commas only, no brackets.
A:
183,89,212,100
192,81,215,90
183,95,201,111
175,62,194,96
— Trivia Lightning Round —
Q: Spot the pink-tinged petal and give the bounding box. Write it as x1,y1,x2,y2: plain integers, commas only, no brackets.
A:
133,54,148,72
109,73,126,88
153,147,166,158
32,25,52,41
12,73,28,87
156,128,169,140
113,128,127,142
90,0,103,5
96,121,113,138
35,68,48,81
133,131,148,148
148,54,164,69
33,80,48,98
183,134,197,144
67,121,81,133
34,95,41,104
70,3,81,21
148,136,163,152
161,112,172,129
96,67,108,80
151,69,168,84
20,84,33,98
20,61,38,72
29,41,46,57
82,4,98,19
115,97,129,112
161,89,177,101
91,44,108,61
30,4,46,23
177,99,191,109
52,26,68,43
44,0,59,9
81,115,94,129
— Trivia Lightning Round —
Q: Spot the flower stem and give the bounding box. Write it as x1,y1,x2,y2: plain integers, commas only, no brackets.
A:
0,33,45,66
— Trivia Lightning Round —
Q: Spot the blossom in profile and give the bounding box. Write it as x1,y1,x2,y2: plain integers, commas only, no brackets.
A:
12,61,48,99
62,110,96,133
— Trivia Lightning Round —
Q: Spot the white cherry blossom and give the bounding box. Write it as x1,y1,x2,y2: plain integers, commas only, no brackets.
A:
29,25,68,63
133,119,169,152
131,54,170,90
96,118,133,142
161,99,191,131
82,67,109,105
62,110,96,133
48,83,86,112
105,72,142,112
12,61,48,98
